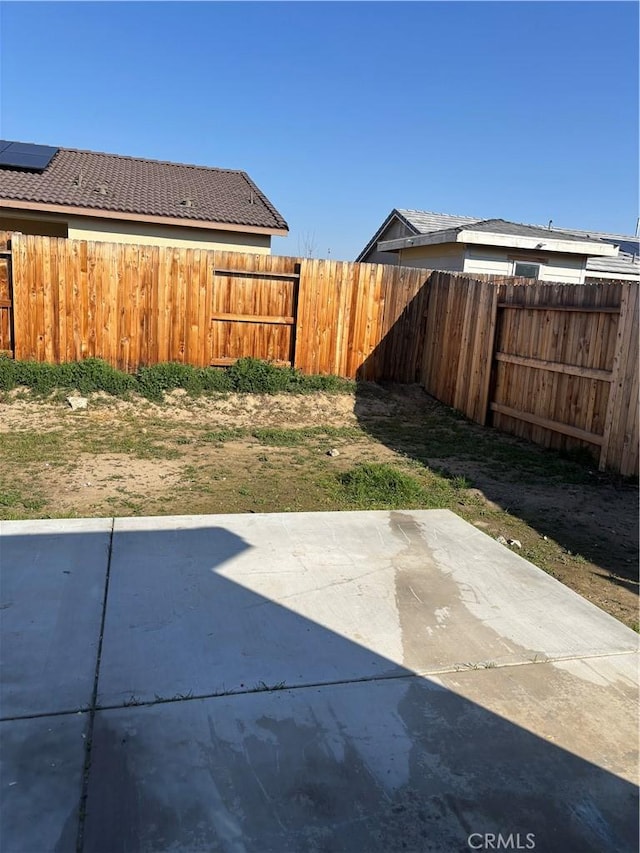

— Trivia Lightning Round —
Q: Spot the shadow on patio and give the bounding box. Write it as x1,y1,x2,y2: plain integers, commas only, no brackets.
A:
1,517,637,852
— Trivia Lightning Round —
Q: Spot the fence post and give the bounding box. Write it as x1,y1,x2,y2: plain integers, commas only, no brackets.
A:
598,283,631,472
293,257,310,374
479,284,499,425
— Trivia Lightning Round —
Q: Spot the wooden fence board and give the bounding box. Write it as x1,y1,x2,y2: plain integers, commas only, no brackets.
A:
0,232,14,355
600,283,639,474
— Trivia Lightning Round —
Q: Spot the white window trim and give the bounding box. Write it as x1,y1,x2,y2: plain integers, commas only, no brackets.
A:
512,260,541,279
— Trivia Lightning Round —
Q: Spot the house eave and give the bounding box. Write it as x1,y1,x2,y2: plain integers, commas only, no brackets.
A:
379,228,459,252
379,229,619,257
458,230,618,256
355,209,419,261
0,198,289,237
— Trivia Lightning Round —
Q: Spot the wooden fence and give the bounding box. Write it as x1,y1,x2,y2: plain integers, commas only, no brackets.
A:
6,233,431,381
2,232,638,475
420,273,639,476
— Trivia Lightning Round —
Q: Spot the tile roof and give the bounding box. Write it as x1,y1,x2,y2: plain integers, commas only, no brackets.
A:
0,144,288,232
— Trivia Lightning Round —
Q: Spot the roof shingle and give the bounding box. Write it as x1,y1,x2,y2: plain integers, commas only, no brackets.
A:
0,144,288,232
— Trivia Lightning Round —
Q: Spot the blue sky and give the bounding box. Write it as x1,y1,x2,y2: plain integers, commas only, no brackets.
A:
1,2,637,260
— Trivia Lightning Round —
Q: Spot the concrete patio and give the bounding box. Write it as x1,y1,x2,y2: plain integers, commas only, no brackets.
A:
1,510,638,852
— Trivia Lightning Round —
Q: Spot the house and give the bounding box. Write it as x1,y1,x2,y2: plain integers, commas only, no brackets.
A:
356,209,639,283
0,140,288,253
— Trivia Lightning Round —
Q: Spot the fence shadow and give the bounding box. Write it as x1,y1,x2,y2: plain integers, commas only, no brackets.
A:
1,522,637,852
353,284,639,594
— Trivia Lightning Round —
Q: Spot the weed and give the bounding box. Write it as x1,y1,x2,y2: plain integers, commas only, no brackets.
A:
21,497,47,511
451,475,472,490
252,426,362,446
337,463,429,509
0,489,21,507
1,357,136,397
0,477,47,516
227,357,354,395
227,358,294,394
0,357,350,402
201,428,246,444
136,362,202,401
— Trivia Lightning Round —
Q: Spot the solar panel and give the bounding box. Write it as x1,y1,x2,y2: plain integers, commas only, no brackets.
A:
0,140,59,171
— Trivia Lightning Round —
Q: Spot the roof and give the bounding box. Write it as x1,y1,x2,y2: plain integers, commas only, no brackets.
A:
460,218,603,244
362,207,638,276
551,227,639,276
397,209,480,233
379,217,617,257
0,143,288,233
586,253,638,275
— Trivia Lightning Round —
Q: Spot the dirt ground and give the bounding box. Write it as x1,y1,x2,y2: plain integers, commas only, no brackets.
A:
0,384,637,630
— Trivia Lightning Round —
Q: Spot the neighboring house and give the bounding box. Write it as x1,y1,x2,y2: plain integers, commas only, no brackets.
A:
0,140,288,253
357,209,639,283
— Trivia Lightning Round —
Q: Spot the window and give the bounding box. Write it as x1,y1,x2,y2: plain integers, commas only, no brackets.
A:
513,262,540,279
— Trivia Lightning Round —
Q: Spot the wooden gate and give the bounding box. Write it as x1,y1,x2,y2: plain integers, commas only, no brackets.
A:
420,274,638,476
210,254,300,366
0,233,13,357
487,282,633,471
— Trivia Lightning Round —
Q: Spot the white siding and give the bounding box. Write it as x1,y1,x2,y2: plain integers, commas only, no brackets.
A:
585,271,640,282
462,248,511,277
541,253,585,283
463,247,586,283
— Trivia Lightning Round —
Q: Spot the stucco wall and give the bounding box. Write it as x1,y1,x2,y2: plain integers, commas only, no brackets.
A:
0,213,68,238
396,243,466,271
66,216,271,253
0,208,271,253
359,218,413,265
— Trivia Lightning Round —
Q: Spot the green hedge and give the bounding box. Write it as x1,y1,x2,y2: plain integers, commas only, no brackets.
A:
0,356,355,402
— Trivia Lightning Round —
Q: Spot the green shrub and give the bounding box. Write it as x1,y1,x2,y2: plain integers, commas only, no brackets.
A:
2,358,135,397
297,373,355,394
14,361,62,396
0,355,16,391
197,367,233,393
71,358,136,396
226,357,295,394
136,362,200,401
0,357,352,401
225,357,354,395
136,363,233,400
